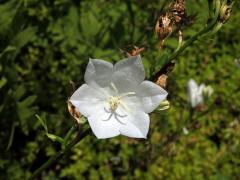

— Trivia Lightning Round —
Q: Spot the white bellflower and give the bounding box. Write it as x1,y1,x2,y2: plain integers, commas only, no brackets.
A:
187,79,213,108
70,55,168,139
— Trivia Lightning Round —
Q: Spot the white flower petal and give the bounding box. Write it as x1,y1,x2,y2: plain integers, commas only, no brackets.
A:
88,107,120,139
69,84,107,117
112,55,145,87
85,58,113,88
111,78,137,94
197,84,205,104
188,79,198,107
137,81,168,113
118,110,150,138
121,96,142,112
199,84,206,93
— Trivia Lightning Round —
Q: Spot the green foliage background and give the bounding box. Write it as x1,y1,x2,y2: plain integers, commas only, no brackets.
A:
0,0,239,179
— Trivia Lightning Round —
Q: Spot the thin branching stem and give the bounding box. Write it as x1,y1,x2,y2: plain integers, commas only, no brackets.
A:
165,19,218,63
29,127,91,180
160,0,221,66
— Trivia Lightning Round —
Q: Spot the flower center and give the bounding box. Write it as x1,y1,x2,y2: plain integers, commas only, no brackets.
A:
108,96,121,111
101,83,136,123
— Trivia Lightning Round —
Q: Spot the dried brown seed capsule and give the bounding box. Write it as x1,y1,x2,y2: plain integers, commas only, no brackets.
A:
67,100,82,124
156,74,168,88
155,13,173,48
169,0,186,26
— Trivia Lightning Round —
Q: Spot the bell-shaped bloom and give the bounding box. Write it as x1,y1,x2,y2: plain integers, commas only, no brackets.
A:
70,55,168,139
187,79,213,108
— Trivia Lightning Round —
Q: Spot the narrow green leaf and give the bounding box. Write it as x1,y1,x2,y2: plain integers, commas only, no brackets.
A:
35,114,48,132
12,85,25,100
18,95,37,107
17,107,34,122
0,0,19,36
63,125,76,146
0,46,16,59
46,133,64,145
11,27,36,50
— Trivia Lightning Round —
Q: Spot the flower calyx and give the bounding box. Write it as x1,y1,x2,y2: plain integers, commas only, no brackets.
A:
67,100,83,124
123,45,145,57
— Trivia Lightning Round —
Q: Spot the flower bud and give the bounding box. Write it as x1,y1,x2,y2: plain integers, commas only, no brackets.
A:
202,85,214,97
156,100,170,111
183,127,189,135
219,1,233,23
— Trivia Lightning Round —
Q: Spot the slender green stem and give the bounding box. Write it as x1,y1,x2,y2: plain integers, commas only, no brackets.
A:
165,20,218,63
63,125,76,148
6,122,15,151
150,19,219,81
29,127,91,180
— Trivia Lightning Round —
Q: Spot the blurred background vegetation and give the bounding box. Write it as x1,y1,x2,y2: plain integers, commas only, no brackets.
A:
0,0,239,179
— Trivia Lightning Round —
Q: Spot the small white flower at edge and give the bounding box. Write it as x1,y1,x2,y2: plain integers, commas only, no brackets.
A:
235,58,240,68
183,127,189,135
187,79,213,108
70,55,168,139
202,85,214,97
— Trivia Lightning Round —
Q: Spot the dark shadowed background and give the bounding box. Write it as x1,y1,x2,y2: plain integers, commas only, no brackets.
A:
0,0,240,179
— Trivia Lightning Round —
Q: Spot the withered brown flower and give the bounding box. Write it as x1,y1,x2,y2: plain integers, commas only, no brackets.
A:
155,12,173,48
126,46,145,57
67,100,82,124
156,74,168,88
169,0,186,27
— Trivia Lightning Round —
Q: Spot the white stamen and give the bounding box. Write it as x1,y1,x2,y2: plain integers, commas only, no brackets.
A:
120,101,130,112
102,83,136,123
120,92,136,98
109,96,121,111
110,82,118,94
